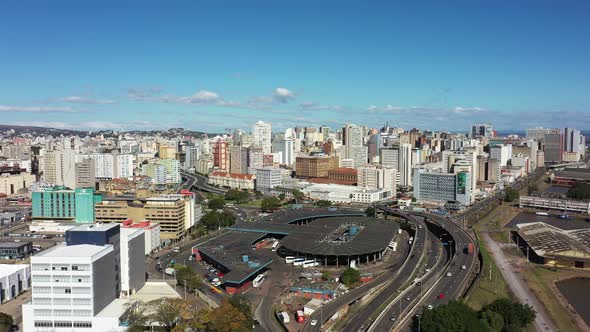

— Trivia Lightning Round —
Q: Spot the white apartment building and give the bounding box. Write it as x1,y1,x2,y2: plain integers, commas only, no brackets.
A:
399,144,413,187
116,154,135,179
357,166,397,192
253,121,272,154
23,244,118,331
43,150,76,188
490,144,512,167
254,167,283,191
272,137,295,166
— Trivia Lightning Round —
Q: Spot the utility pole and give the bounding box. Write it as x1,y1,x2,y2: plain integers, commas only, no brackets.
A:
184,279,187,300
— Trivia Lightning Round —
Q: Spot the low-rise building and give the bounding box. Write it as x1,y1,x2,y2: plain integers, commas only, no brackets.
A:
121,220,161,255
0,242,33,259
0,264,31,303
208,171,255,190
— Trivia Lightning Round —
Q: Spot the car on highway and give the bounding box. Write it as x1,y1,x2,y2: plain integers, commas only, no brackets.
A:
310,319,318,326
405,296,411,301
173,247,181,253
461,265,466,270
389,316,396,322
438,293,445,299
446,272,452,277
427,304,434,310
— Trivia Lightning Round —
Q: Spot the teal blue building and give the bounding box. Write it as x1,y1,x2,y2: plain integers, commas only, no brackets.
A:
32,187,103,223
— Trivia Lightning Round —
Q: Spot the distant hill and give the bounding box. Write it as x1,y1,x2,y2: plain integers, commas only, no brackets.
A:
0,124,221,137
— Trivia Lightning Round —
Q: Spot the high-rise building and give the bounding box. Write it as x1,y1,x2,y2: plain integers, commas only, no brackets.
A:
357,166,397,191
544,133,563,163
413,169,472,206
75,159,96,189
158,144,177,160
230,145,248,174
159,159,181,184
526,127,559,140
247,147,264,173
116,154,134,179
42,150,76,188
253,121,272,154
141,163,167,185
32,187,102,223
398,144,413,186
343,124,366,167
272,137,295,166
471,124,493,138
184,145,200,170
490,144,512,167
564,127,584,160
380,148,399,170
212,140,229,171
253,167,282,191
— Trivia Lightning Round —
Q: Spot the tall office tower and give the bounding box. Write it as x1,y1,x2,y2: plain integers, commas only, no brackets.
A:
212,140,229,171
23,244,118,332
247,147,264,173
476,156,487,182
116,154,134,179
343,124,363,155
380,148,399,170
230,145,248,174
398,144,413,186
526,127,559,140
320,126,331,141
252,120,272,154
489,144,512,167
75,158,96,189
272,137,295,166
544,133,563,163
295,156,339,178
470,124,493,138
119,227,146,296
184,145,200,170
442,149,478,194
564,127,583,158
408,128,422,148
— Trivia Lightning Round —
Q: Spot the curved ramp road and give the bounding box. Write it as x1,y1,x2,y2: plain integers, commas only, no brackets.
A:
180,170,227,194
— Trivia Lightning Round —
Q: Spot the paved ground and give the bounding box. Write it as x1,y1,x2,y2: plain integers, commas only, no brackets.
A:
0,289,30,330
482,230,557,331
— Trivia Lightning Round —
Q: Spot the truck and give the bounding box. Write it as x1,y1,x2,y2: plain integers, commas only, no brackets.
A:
277,311,290,324
465,243,475,254
164,267,175,276
408,237,414,245
388,242,398,252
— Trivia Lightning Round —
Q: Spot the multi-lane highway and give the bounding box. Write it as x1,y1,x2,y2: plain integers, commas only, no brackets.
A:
301,209,429,332
180,170,227,195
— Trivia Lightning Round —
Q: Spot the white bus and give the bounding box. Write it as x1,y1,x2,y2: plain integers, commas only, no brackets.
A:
285,256,296,263
293,258,306,266
302,260,319,268
409,237,414,245
271,241,280,252
253,274,265,288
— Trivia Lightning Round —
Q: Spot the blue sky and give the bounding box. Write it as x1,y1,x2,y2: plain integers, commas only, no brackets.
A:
1,0,589,132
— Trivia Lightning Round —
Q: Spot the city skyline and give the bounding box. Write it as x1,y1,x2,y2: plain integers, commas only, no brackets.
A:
1,1,589,131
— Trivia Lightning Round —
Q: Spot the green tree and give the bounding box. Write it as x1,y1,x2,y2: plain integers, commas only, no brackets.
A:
527,184,539,195
260,197,282,212
209,300,252,332
147,298,185,332
341,267,361,288
321,270,332,281
122,302,148,332
365,206,376,217
504,188,520,202
292,189,304,202
0,312,14,332
201,210,236,231
316,200,332,207
175,265,202,292
419,300,488,332
225,189,250,203
228,294,256,329
482,298,536,332
254,190,264,199
208,197,226,210
567,182,590,200
278,193,286,201
480,309,505,332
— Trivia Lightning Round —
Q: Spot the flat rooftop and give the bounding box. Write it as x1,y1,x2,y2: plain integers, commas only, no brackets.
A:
38,244,112,258
196,231,272,284
0,241,31,248
68,223,119,232
96,282,180,318
0,264,29,278
554,168,590,181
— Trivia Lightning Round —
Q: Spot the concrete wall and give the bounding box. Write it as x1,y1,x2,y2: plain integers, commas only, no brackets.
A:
127,232,146,295
92,249,118,315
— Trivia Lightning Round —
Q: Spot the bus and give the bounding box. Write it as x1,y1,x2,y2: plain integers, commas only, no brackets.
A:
302,260,320,268
409,237,414,245
271,241,280,252
253,274,265,288
285,256,296,263
293,258,306,266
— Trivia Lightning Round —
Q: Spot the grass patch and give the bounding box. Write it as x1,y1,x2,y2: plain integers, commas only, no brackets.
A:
238,199,263,208
465,239,512,310
521,265,582,332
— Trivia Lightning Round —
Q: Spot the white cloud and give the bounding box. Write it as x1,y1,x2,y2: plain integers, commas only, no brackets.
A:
178,90,221,104
59,96,116,104
452,106,486,114
367,105,378,111
0,105,80,113
299,101,342,111
273,87,295,103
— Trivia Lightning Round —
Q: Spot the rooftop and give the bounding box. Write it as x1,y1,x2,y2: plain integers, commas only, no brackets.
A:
554,168,590,181
515,222,590,259
0,264,29,278
210,171,255,180
96,282,181,318
68,223,119,232
38,244,113,258
0,241,31,248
